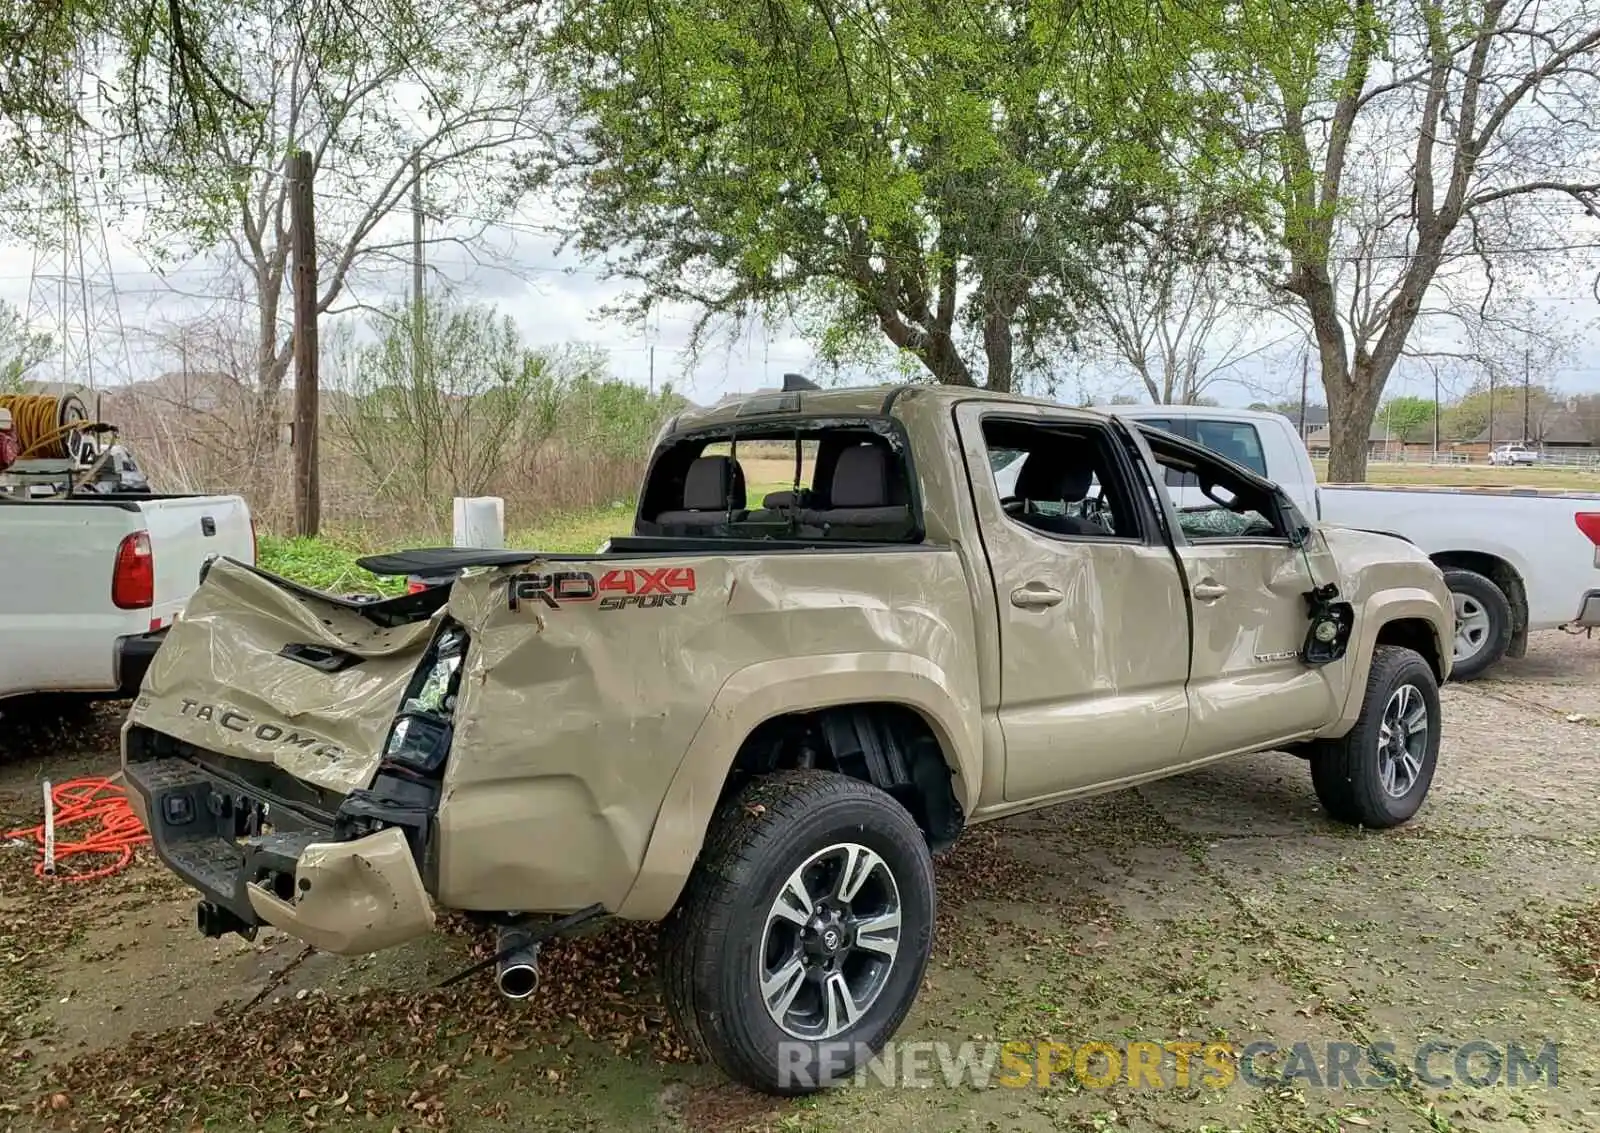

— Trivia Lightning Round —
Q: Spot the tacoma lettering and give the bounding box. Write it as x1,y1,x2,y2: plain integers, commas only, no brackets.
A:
177,699,344,760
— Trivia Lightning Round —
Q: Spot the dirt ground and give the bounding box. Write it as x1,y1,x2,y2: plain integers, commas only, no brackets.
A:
3,634,1598,1133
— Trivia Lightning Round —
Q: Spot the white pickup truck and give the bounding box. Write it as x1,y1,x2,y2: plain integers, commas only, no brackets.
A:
998,404,1600,679
0,494,256,704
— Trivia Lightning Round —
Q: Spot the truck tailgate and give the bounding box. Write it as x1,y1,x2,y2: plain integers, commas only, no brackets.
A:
129,557,437,794
1,499,148,694
139,494,255,629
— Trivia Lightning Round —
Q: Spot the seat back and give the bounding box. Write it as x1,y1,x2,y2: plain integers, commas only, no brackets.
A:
799,442,911,534
654,455,747,528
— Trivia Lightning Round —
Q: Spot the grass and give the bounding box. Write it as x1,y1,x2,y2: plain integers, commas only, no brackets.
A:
257,504,640,593
1314,459,1600,490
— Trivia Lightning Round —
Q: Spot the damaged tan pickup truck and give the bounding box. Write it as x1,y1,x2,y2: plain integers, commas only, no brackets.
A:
123,383,1453,1094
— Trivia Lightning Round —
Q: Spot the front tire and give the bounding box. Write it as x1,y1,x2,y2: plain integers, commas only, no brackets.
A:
660,770,936,1095
1441,567,1512,680
1311,645,1441,828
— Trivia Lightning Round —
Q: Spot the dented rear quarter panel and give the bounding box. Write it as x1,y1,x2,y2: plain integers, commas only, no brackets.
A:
438,548,982,919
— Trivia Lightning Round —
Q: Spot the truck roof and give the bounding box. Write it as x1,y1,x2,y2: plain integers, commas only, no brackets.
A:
1101,402,1291,424
663,383,1106,437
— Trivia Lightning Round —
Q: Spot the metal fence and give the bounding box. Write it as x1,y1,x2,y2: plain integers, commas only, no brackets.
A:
1308,447,1600,468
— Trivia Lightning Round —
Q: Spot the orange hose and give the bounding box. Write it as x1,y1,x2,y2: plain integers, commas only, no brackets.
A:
3,777,150,881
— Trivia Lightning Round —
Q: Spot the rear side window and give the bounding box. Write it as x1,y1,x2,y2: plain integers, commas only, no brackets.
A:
1145,417,1268,484
1191,419,1268,477
638,420,919,543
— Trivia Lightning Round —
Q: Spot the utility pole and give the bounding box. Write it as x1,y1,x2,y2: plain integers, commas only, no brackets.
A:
288,149,320,537
411,152,424,388
1488,368,1496,454
1433,370,1440,462
1523,346,1532,443
1298,351,1308,438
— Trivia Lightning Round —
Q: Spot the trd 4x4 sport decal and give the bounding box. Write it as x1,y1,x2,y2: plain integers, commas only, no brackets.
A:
509,566,697,611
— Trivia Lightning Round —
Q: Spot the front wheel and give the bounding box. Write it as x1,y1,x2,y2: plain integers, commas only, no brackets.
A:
660,769,936,1095
1310,645,1441,828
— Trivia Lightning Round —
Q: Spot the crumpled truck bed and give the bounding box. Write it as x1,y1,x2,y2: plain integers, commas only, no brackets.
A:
125,547,981,922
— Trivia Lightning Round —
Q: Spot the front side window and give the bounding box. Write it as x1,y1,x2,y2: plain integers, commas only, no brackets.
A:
1140,429,1288,543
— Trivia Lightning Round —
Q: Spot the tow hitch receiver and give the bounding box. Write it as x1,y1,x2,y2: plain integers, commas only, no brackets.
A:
197,900,257,941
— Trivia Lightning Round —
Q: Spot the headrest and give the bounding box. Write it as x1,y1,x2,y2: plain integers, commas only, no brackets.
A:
830,444,891,508
682,455,746,511
1013,451,1094,503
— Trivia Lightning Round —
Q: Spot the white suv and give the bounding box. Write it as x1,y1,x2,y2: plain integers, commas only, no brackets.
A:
1488,443,1540,466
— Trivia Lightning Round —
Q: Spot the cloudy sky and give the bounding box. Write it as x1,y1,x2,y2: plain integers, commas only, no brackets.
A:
6,179,1600,410
0,192,833,404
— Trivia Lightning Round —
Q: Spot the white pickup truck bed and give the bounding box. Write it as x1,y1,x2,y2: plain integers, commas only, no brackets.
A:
0,493,255,702
1096,404,1600,679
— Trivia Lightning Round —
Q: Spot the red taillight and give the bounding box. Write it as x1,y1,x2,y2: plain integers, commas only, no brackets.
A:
112,531,154,609
406,580,427,595
1577,513,1600,546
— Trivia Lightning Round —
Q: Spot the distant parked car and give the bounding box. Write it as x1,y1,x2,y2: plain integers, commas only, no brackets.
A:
1489,443,1541,466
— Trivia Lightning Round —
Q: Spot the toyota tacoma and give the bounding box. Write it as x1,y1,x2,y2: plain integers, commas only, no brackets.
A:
121,383,1454,1094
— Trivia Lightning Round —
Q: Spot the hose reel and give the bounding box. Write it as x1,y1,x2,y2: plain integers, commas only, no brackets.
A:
0,392,103,463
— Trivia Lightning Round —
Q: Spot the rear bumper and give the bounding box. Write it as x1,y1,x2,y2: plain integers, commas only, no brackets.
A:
114,629,167,696
123,754,435,955
243,827,435,954
1573,590,1600,627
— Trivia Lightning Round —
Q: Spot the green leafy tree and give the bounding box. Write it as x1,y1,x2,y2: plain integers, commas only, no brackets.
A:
1440,382,1560,443
334,299,569,505
1378,395,1436,443
329,298,683,523
525,0,1286,392
0,0,258,209
0,299,51,391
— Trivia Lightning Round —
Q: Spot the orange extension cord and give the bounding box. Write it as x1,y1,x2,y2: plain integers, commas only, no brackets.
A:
2,777,150,881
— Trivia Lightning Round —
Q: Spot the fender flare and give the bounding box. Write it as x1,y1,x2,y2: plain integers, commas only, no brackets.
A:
614,651,980,920
1322,587,1452,735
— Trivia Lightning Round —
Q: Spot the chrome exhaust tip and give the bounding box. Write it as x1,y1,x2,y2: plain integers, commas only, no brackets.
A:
495,927,541,1000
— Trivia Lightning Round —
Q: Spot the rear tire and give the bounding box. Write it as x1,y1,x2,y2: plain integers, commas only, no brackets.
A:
1310,645,1441,829
1440,567,1512,681
659,769,935,1095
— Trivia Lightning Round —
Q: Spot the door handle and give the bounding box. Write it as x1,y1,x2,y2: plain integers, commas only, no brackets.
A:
1010,584,1065,610
1192,580,1228,602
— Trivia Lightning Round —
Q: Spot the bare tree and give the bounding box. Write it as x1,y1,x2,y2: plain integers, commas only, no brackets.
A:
1084,226,1291,404
115,287,279,498
138,0,550,466
1247,0,1600,480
